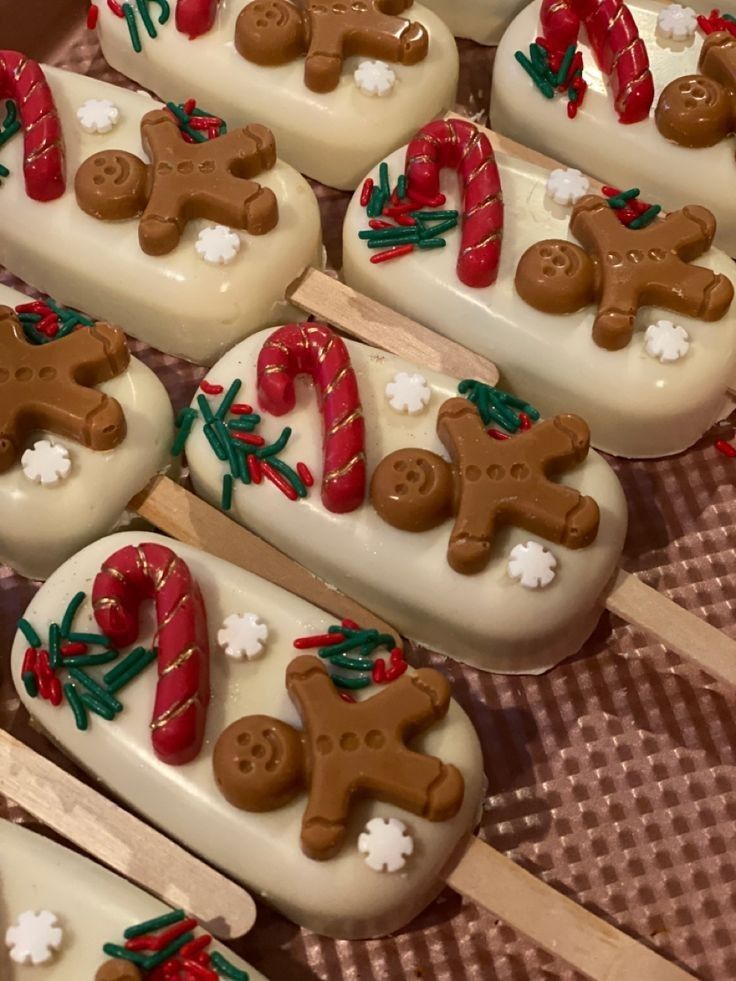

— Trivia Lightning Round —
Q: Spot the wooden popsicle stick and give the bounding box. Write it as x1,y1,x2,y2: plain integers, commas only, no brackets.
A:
286,268,500,386
0,729,256,940
130,475,399,641
447,836,694,980
605,569,736,686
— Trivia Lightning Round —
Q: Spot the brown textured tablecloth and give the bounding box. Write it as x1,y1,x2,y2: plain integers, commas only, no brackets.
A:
1,6,735,979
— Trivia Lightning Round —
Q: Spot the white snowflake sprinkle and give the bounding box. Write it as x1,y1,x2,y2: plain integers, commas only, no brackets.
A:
385,372,431,414
354,60,396,97
5,911,63,966
76,98,120,134
358,817,414,872
21,440,71,486
195,225,241,265
507,541,557,589
657,3,697,40
218,612,269,660
644,320,690,363
545,168,590,207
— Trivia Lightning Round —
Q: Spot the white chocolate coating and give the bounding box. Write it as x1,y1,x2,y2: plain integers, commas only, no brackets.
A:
96,0,459,190
0,284,174,581
0,68,322,365
186,330,627,673
341,143,736,457
490,0,736,255
0,821,265,980
421,0,528,44
11,532,484,939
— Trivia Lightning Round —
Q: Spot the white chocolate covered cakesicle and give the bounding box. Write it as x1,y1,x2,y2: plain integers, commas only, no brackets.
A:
420,0,528,44
94,0,458,190
341,128,736,457
182,326,627,673
490,0,736,255
0,284,173,581
11,531,483,938
0,821,264,980
0,62,321,365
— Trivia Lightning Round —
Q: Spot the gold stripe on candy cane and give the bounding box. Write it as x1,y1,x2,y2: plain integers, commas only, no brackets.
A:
160,645,199,677
460,130,482,165
27,139,62,165
324,450,366,483
136,546,151,581
305,327,335,365
546,0,569,14
446,121,460,146
604,3,625,35
92,596,122,612
459,229,503,259
323,365,351,398
464,191,503,221
610,35,638,72
406,153,434,167
261,363,284,375
153,554,179,592
12,55,28,83
153,592,193,647
422,131,441,146
616,67,652,109
464,155,500,187
150,692,201,731
101,564,127,583
265,339,292,358
23,78,42,105
327,406,363,438
25,108,56,138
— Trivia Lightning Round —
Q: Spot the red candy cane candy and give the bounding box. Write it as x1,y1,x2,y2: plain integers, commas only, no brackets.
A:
175,0,220,38
257,323,366,513
405,119,504,288
0,51,65,201
92,542,210,766
540,0,580,50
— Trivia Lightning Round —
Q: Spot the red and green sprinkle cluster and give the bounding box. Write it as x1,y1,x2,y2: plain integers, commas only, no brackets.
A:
602,185,661,229
294,619,406,700
0,99,20,185
458,379,540,439
698,7,736,36
102,908,249,979
17,591,156,732
358,160,459,265
172,378,314,510
16,297,94,344
106,0,171,53
166,99,228,144
515,39,587,119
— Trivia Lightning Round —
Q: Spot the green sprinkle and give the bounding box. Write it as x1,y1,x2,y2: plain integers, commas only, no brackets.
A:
359,226,418,241
366,233,420,249
328,653,374,671
378,161,391,200
419,218,457,239
331,674,371,690
64,683,88,731
67,667,122,713
61,591,85,638
0,163,9,178
49,623,61,669
104,646,145,685
102,944,149,967
255,427,291,458
412,210,458,221
267,457,306,498
122,2,142,52
0,119,20,146
366,185,384,218
124,909,186,939
238,450,252,484
417,238,446,250
67,631,111,646
80,692,115,721
62,650,118,668
514,51,554,98
215,378,242,420
3,100,17,127
210,951,250,980
171,408,198,456
197,392,218,424
21,671,38,698
135,0,158,37
166,101,190,124
144,932,195,971
556,44,575,87
221,472,234,510
106,648,157,693
396,174,407,199
227,416,261,430
152,0,171,23
628,204,661,230
17,618,42,649
318,629,379,658
203,423,228,461
607,187,639,209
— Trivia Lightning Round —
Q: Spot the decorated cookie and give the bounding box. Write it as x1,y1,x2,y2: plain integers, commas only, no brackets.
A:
180,326,627,674
0,283,173,581
0,64,321,364
490,0,736,257
0,820,264,979
94,0,459,189
12,531,483,938
341,123,736,457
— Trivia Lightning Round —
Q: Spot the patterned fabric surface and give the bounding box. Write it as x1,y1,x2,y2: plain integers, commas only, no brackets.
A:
0,5,735,979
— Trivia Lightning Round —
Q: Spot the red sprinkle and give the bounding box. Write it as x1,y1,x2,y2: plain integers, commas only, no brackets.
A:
339,691,357,703
22,648,37,674
385,660,408,682
37,649,53,680
230,403,254,415
199,380,224,396
183,98,197,115
370,244,415,264
369,219,393,230
176,960,217,980
488,428,510,441
49,677,63,707
394,214,417,226
247,455,262,484
716,439,736,458
372,658,386,684
341,619,361,630
16,301,48,314
601,186,620,197
294,632,345,649
383,202,415,217
297,462,314,487
261,460,298,500
519,412,532,431
180,935,212,958
230,431,265,446
38,314,60,337
61,641,88,657
107,0,124,15
360,178,374,207
390,647,404,665
188,115,223,130
37,671,52,701
535,35,552,51
87,4,100,28
127,918,197,952
567,101,578,119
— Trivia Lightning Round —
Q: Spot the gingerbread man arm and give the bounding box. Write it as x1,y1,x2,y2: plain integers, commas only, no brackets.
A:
365,666,453,738
56,322,130,384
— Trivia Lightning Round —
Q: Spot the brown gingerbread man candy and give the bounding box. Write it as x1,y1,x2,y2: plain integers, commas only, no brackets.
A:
235,0,429,94
656,32,736,148
213,655,464,861
0,306,129,474
372,397,599,575
95,959,142,981
515,193,733,350
76,109,279,257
